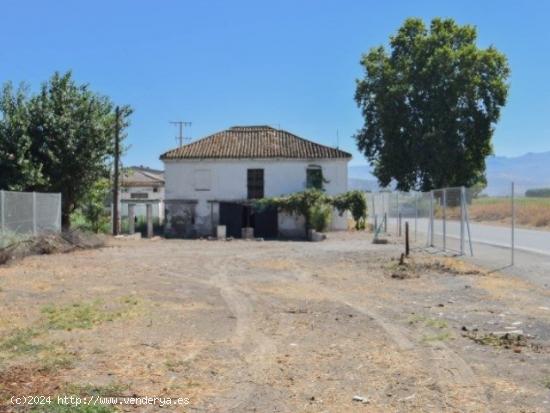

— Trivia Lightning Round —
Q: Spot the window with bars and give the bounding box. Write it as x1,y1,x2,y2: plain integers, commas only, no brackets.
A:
247,169,264,199
306,165,324,190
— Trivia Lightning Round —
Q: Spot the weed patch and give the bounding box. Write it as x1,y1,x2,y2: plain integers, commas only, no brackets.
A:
462,329,542,353
0,328,44,355
42,297,139,331
408,315,448,329
388,256,484,279
422,331,452,342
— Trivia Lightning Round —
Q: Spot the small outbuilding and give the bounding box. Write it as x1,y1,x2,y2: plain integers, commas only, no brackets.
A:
160,125,351,238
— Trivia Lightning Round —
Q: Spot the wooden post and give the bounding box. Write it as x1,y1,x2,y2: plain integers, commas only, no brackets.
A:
112,106,121,235
128,204,135,235
146,204,153,238
405,222,410,257
0,190,4,232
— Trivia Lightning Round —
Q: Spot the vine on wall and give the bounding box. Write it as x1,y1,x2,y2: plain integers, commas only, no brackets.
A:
254,189,367,238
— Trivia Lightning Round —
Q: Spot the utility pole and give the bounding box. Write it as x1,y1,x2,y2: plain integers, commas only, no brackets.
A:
113,106,120,236
170,121,192,147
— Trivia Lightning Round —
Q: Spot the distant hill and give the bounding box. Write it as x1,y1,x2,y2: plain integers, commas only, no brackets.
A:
484,152,550,196
348,178,380,192
348,151,550,196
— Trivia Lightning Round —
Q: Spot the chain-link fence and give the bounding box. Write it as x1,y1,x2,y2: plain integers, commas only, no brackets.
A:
368,184,525,270
0,190,62,236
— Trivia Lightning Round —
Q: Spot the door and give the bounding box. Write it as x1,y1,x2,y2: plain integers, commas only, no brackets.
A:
219,202,244,238
253,206,278,239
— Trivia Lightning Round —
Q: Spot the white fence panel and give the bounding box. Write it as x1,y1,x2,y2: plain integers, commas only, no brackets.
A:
0,190,62,235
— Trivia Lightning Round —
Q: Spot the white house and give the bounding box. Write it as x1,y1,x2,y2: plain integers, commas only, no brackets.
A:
160,125,351,238
119,166,165,221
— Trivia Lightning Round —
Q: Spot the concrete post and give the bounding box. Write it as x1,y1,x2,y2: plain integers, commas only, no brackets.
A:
429,191,434,247
146,204,153,238
128,204,135,235
32,192,37,235
460,187,466,256
442,189,447,252
511,182,515,266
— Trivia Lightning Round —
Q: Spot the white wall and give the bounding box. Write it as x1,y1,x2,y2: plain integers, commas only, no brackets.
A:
119,186,165,220
163,158,349,235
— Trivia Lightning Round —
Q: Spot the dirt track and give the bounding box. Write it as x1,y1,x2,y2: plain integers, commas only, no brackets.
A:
1,233,549,412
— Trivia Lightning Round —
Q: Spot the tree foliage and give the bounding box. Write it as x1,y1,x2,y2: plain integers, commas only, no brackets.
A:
354,18,510,191
0,71,132,228
79,178,111,233
0,84,44,190
525,188,550,198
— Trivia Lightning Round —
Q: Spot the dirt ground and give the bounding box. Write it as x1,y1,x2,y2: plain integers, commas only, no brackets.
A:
1,232,549,412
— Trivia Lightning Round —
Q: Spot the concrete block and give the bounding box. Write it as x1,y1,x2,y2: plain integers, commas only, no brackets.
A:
216,225,226,239
241,227,254,239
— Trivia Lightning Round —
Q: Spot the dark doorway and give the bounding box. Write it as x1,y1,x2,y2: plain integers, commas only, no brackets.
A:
219,202,244,238
219,202,278,239
253,206,278,239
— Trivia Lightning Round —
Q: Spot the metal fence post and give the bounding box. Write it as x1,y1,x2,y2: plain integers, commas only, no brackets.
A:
396,192,399,236
511,182,515,266
460,187,466,256
0,190,4,232
414,192,418,242
442,189,447,252
32,192,37,235
429,191,434,247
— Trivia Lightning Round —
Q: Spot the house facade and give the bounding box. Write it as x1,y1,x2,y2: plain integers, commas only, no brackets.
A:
160,126,351,238
119,166,165,221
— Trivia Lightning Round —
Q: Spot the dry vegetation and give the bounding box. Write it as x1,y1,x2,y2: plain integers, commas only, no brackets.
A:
437,197,550,229
1,234,549,412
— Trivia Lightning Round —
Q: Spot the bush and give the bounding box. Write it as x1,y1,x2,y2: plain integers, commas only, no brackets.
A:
331,190,368,230
70,209,111,234
309,203,331,232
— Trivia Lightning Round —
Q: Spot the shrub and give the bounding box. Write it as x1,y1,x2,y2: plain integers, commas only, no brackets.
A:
331,190,368,230
309,203,331,232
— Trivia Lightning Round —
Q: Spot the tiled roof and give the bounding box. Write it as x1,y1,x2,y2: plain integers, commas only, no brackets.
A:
160,126,352,160
122,168,164,187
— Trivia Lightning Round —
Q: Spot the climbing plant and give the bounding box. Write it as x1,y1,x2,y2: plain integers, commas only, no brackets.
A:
330,190,367,230
255,189,368,238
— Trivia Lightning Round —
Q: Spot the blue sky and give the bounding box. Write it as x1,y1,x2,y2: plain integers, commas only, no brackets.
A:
1,0,549,168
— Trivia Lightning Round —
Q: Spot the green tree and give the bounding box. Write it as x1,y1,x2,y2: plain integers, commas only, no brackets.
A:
79,178,111,233
26,72,132,228
355,18,510,191
0,83,44,190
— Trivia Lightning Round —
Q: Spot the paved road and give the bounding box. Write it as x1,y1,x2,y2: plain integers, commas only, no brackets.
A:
400,218,550,257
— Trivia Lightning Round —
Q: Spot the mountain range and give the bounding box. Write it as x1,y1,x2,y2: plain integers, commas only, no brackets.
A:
348,151,550,196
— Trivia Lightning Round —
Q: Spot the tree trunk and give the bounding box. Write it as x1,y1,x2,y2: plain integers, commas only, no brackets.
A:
62,210,71,230
61,197,73,230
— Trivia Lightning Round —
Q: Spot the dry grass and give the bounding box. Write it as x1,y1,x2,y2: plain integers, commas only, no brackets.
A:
435,197,550,229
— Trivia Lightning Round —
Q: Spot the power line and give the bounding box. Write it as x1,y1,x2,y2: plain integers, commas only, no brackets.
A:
170,121,192,147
